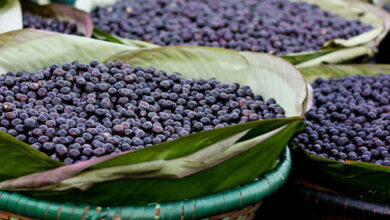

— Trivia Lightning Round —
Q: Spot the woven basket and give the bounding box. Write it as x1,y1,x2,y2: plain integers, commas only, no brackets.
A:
0,147,291,220
288,178,390,219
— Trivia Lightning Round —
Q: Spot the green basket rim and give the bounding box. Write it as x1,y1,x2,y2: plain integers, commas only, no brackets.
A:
0,146,291,220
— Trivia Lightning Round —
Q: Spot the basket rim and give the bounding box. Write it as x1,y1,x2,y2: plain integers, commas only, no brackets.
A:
0,146,291,220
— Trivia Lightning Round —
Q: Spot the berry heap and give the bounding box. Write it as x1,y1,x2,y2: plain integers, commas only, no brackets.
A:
0,61,285,165
384,4,390,13
293,74,390,166
91,0,372,55
23,12,82,35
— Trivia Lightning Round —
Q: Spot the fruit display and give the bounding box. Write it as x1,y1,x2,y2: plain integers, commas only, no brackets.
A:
2,0,390,219
22,12,82,35
0,30,308,207
0,60,285,165
2,0,389,67
293,74,390,166
91,0,372,55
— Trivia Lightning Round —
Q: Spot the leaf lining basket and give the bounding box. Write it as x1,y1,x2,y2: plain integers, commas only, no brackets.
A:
0,147,290,220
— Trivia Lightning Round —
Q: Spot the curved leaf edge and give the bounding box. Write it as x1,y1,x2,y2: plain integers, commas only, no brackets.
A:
0,0,22,34
90,117,303,170
290,143,390,202
13,122,298,206
93,27,159,48
21,1,93,37
291,142,390,174
298,64,390,83
0,114,302,181
0,131,64,167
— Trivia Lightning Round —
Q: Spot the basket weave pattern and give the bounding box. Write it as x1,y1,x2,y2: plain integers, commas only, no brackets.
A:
0,209,37,220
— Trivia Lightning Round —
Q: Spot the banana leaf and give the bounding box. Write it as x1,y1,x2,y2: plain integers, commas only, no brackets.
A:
0,0,22,34
91,0,390,67
0,29,309,205
293,64,390,203
0,29,137,73
93,27,159,49
367,0,390,7
20,1,93,37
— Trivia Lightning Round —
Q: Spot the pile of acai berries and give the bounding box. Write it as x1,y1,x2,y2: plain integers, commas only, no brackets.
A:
293,74,390,166
0,61,285,165
91,0,372,55
23,13,82,35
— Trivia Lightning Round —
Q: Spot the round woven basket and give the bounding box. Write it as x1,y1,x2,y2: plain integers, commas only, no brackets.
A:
288,178,390,220
0,147,291,220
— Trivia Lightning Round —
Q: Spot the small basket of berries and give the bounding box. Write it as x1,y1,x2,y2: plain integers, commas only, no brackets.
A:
291,64,390,217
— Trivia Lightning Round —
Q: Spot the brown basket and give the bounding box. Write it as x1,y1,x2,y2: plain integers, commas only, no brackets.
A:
206,202,262,220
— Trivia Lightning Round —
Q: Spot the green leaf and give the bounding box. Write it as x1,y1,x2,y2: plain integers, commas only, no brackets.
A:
0,117,299,190
0,29,308,205
0,0,22,34
91,0,389,66
0,29,137,73
294,64,390,202
292,144,390,203
90,119,294,171
93,27,159,48
23,121,304,206
0,131,63,182
92,27,123,44
21,1,94,37
299,64,390,83
281,49,337,65
294,46,375,68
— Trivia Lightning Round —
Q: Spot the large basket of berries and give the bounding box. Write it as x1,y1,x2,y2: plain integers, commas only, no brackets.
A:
0,29,309,219
291,64,390,213
87,0,390,67
2,0,390,66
